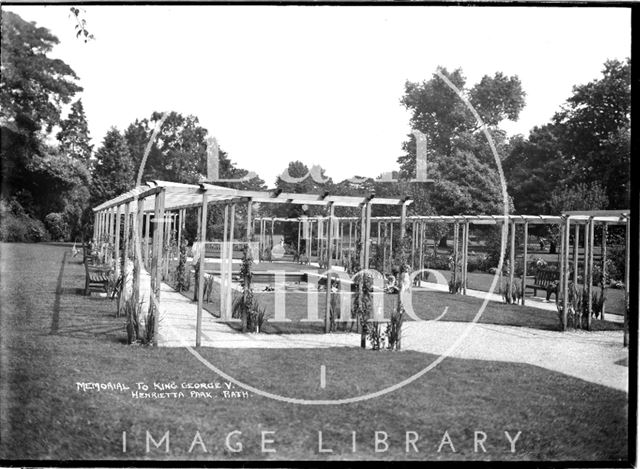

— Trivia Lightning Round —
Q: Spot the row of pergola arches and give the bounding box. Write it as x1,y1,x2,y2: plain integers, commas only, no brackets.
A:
92,180,631,344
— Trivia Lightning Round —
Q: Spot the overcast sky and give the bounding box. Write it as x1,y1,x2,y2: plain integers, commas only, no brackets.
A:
6,5,631,187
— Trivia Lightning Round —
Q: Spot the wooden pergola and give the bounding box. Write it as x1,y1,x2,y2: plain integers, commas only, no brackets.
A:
92,180,411,345
255,214,565,296
558,210,631,338
255,212,631,330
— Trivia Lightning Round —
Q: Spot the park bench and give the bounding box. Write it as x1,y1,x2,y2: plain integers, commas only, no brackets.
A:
82,243,98,265
84,262,112,296
526,269,560,301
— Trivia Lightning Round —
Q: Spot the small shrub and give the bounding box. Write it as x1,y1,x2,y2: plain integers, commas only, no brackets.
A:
448,277,462,294
591,289,606,319
0,209,50,243
248,302,267,333
502,279,523,304
386,303,404,350
143,302,157,344
124,297,143,344
174,238,188,292
367,321,384,350
353,270,373,348
44,212,69,241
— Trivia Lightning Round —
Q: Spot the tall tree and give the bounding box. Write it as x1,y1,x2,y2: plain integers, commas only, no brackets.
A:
504,58,631,212
0,11,82,133
502,124,568,214
397,67,523,217
552,59,630,208
92,128,135,205
56,99,93,163
0,11,90,240
125,111,266,191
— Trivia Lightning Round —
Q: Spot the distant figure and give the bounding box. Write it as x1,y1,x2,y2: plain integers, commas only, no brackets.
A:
71,241,79,258
271,239,285,260
539,238,545,250
399,267,412,296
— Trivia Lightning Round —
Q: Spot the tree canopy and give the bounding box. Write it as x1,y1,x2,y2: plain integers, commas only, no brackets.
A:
0,11,82,133
57,99,93,163
504,58,630,212
397,67,524,216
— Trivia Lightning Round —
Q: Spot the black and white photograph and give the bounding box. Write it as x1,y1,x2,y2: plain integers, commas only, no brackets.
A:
0,2,635,464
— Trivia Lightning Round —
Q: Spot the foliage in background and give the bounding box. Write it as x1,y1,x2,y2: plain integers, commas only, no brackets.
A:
91,128,135,205
504,59,630,213
0,198,50,242
56,99,93,164
397,67,522,217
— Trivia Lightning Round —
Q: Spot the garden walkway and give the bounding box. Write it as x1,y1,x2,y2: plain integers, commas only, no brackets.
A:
143,271,628,393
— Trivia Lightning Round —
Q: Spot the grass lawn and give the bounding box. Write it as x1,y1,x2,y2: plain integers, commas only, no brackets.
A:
0,243,629,461
428,268,627,316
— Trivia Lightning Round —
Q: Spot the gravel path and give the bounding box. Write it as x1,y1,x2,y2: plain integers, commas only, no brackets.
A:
149,272,628,393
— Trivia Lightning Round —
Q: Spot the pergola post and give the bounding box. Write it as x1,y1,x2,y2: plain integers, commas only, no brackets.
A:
114,205,122,278
411,220,416,270
99,211,103,243
573,223,580,286
297,220,302,257
177,208,184,250
105,209,112,263
364,203,372,269
586,217,595,330
246,199,253,241
521,221,528,305
150,189,165,346
389,222,394,269
120,201,131,314
381,222,387,274
348,221,353,266
229,203,236,316
419,221,425,283
162,209,171,281
462,221,469,295
102,211,107,244
359,205,366,268
400,203,407,238
624,217,630,347
134,197,144,307
509,220,516,301
270,217,275,254
325,202,335,333
222,204,229,316
562,216,571,330
452,221,459,289
144,213,151,268
229,203,236,253
601,222,608,317
306,219,312,264
196,193,208,347
338,221,343,265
